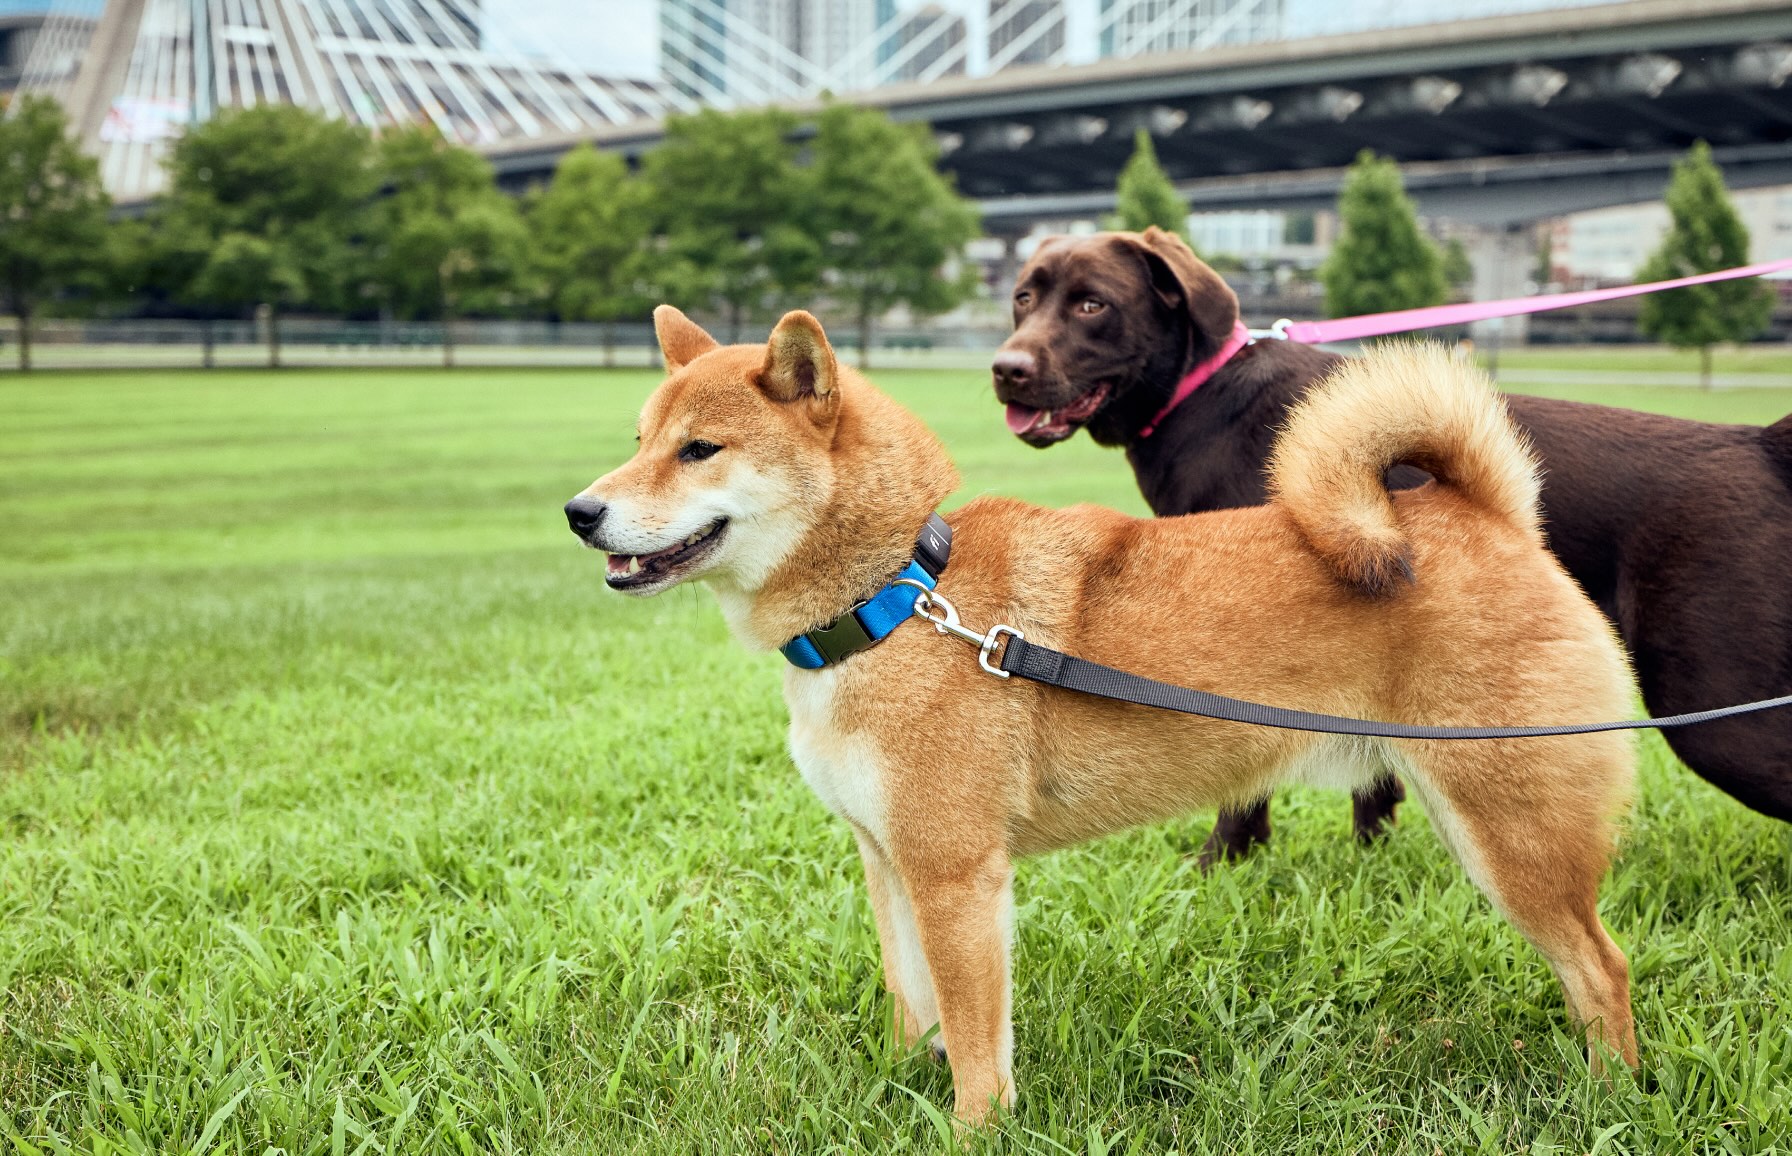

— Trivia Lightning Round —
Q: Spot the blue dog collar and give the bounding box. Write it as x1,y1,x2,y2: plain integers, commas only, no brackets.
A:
779,514,952,669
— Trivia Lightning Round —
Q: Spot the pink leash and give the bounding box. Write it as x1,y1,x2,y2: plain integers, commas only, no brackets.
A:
1138,257,1792,438
1281,256,1792,345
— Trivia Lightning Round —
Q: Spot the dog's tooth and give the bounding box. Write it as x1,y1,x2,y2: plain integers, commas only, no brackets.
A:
686,531,701,545
627,556,642,575
1041,409,1053,425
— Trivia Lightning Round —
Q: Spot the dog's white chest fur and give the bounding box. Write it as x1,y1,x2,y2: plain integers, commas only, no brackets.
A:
783,666,889,843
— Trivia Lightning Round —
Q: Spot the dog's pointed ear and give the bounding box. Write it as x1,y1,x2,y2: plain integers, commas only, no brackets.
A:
1125,227,1239,345
758,310,839,407
654,305,719,371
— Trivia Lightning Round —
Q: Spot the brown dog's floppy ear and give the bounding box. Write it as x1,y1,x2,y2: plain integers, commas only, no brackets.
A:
654,304,720,371
1128,226,1240,345
758,310,839,405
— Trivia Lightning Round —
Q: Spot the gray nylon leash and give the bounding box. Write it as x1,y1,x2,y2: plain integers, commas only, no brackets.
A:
996,635,1792,740
890,581,1792,740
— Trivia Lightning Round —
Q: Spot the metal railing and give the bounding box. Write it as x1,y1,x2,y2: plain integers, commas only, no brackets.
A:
10,291,1782,372
0,316,1019,371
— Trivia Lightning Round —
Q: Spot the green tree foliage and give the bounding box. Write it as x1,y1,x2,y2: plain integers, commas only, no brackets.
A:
1637,140,1774,387
81,101,994,366
0,96,110,370
1321,150,1446,321
1534,232,1555,287
366,126,529,367
157,104,374,366
809,101,980,368
526,145,649,364
1441,238,1474,291
643,108,818,341
1110,130,1189,246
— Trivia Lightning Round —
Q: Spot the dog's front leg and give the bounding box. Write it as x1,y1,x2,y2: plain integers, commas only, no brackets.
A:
902,850,1016,1124
854,831,938,1052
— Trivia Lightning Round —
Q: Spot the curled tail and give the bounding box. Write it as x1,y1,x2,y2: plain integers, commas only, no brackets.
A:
1268,343,1542,594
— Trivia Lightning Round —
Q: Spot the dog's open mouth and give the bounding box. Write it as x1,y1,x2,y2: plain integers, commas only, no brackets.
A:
605,518,728,590
1004,383,1112,445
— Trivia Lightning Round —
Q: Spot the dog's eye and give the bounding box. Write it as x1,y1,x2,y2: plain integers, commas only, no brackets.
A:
1013,290,1032,308
678,439,722,463
1078,298,1106,315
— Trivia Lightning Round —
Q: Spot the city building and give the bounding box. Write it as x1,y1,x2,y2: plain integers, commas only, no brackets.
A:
1099,0,1283,57
988,0,1063,70
659,0,1300,104
654,0,1620,106
877,3,967,84
1548,188,1792,285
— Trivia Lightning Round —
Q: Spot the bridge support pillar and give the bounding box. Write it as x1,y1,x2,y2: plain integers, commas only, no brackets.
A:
1465,224,1537,345
63,0,148,149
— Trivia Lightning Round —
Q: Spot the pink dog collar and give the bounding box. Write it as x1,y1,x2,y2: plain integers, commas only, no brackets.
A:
1137,320,1252,439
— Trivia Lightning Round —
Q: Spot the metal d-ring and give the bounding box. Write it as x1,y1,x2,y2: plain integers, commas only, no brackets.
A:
979,624,1024,679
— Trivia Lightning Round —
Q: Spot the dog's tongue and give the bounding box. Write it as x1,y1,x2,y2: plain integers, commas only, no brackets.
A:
1006,402,1049,435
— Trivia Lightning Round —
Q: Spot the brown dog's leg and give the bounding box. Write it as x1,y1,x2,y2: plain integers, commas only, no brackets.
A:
855,832,934,1051
1351,774,1406,844
1197,800,1272,869
902,851,1016,1124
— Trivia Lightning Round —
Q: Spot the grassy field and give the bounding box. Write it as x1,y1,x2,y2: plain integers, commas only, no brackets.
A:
4,363,1792,1153
1493,346,1792,378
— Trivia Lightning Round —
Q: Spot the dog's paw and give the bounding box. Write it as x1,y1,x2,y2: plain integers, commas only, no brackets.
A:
1195,808,1272,871
930,1038,949,1064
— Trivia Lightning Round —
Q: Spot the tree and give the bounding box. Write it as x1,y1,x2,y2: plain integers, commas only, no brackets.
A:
1321,150,1447,322
0,96,110,370
157,104,374,367
1441,238,1474,291
1637,140,1773,387
526,145,650,365
643,108,818,341
809,102,980,368
1110,129,1190,246
365,125,529,367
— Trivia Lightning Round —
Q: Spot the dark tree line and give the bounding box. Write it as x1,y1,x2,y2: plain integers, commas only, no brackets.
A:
0,96,980,369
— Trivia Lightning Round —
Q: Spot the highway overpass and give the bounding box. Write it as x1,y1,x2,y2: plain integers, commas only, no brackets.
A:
486,0,1792,229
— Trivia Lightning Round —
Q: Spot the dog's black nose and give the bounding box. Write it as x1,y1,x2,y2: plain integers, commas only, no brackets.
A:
564,495,607,539
993,349,1036,390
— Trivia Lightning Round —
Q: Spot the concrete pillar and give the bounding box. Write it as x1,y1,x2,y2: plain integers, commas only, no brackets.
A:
64,0,149,149
1465,224,1537,345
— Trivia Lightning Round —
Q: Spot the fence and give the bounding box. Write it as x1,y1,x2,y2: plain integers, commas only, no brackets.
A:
7,295,1792,371
0,317,1019,372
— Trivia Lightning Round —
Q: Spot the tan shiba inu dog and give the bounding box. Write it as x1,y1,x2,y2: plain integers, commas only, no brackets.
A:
565,305,1638,1123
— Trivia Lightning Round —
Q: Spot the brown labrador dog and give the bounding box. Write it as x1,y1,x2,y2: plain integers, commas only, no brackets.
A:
994,226,1792,864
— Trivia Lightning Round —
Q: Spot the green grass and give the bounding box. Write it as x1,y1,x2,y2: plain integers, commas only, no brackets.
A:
1493,346,1792,378
3,364,1792,1153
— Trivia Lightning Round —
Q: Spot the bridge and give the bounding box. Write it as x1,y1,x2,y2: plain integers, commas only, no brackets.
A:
486,0,1792,233
0,9,46,93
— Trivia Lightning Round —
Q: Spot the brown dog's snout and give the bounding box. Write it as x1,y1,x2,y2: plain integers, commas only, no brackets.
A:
564,495,608,541
992,349,1037,393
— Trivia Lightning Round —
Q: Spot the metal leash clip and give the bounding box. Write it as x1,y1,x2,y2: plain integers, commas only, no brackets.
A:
891,579,1025,678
